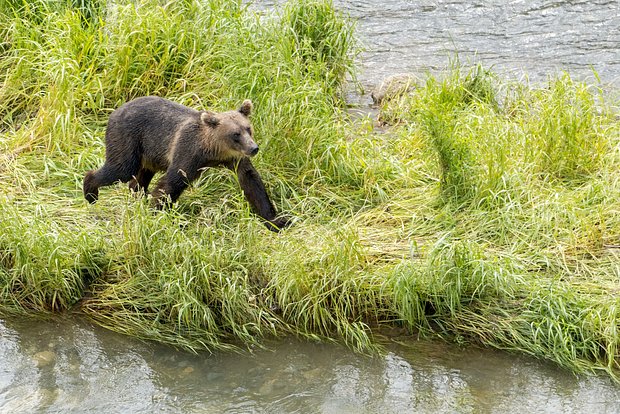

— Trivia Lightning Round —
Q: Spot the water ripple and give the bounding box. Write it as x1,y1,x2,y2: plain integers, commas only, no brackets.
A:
330,0,620,90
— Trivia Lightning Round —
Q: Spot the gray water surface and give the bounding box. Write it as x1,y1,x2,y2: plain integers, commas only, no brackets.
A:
344,0,620,88
1,316,619,413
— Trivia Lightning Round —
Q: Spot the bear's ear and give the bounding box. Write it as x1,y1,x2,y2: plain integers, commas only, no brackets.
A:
238,99,253,117
201,111,220,127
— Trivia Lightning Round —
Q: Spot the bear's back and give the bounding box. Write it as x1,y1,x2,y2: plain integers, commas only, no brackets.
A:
106,96,202,143
111,96,197,127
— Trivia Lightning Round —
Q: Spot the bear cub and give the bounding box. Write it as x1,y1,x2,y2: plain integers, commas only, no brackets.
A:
83,96,290,232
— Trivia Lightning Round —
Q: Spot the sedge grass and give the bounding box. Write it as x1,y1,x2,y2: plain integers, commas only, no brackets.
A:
1,0,620,380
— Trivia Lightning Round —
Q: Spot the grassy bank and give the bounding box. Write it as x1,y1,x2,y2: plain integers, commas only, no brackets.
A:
1,0,620,379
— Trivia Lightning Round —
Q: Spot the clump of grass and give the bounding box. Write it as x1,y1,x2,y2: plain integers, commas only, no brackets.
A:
421,106,477,204
259,223,389,352
442,281,620,378
390,238,520,330
0,197,105,312
82,201,286,352
388,65,506,206
278,0,357,92
523,73,609,181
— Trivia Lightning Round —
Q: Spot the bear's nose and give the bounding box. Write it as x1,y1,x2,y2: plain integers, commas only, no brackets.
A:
250,146,259,156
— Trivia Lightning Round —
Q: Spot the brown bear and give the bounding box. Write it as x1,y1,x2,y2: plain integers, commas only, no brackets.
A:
83,96,290,232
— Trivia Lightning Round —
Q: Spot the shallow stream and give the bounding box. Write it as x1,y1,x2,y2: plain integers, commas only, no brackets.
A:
333,0,620,97
2,316,620,413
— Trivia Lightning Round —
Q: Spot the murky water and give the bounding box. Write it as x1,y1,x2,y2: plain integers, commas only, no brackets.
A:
340,0,620,89
2,1,620,412
1,316,619,413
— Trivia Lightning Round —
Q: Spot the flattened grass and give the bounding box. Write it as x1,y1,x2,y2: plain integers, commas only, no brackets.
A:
1,0,620,380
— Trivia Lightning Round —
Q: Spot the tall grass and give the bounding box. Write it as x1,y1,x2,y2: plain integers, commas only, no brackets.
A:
1,0,620,380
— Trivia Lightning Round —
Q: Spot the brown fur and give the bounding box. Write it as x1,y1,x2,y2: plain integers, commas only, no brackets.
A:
83,97,290,232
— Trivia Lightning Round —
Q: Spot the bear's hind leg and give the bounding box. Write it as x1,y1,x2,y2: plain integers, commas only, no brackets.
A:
128,168,155,196
84,162,139,203
83,170,100,203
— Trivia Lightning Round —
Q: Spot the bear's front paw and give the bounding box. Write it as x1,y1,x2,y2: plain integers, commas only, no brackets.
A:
265,216,292,232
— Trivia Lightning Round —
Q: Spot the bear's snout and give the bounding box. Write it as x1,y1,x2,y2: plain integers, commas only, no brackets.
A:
249,146,259,156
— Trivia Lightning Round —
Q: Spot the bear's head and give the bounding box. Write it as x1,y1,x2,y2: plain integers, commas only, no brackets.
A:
201,100,258,159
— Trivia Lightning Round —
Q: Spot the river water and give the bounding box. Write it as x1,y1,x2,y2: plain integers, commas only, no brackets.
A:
2,1,620,412
339,0,620,90
2,316,620,413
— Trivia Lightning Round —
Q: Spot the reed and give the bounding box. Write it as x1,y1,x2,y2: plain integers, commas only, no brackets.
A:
1,0,620,380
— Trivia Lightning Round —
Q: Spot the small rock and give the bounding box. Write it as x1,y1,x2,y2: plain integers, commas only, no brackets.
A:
182,366,194,375
371,73,419,105
302,368,323,381
258,378,277,395
33,350,56,368
206,371,224,381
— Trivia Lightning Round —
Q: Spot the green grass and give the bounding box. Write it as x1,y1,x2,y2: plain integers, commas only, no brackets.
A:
1,0,620,381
